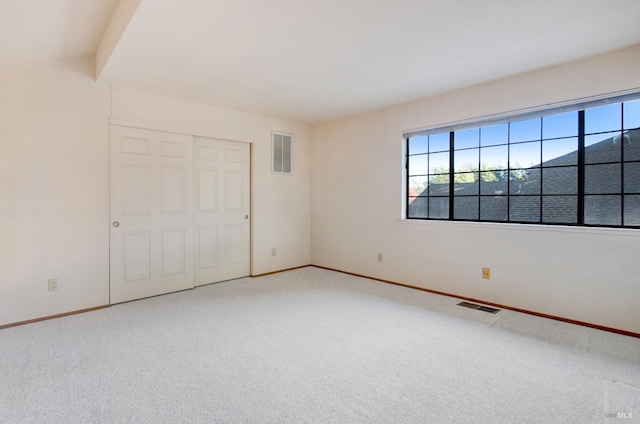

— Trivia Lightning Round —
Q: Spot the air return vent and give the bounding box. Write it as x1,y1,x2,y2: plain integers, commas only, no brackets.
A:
272,131,292,174
457,301,500,314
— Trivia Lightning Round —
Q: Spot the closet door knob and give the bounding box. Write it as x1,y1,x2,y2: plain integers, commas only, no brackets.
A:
112,221,120,228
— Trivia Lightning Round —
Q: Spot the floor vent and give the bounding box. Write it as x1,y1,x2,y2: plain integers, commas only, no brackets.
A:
457,301,500,314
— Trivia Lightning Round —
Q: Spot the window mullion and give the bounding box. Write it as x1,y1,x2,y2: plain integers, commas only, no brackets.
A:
449,131,454,220
506,133,511,222
577,110,585,225
621,104,625,227
405,138,410,219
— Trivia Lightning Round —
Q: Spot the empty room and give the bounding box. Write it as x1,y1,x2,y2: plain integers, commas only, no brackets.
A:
1,0,639,423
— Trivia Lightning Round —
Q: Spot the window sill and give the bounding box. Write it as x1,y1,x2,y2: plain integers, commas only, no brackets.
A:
398,218,640,237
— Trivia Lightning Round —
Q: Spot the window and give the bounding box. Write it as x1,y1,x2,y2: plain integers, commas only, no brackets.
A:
406,96,640,228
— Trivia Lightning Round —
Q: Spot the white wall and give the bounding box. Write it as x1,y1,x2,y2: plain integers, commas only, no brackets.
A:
0,58,110,325
0,59,311,327
311,45,640,334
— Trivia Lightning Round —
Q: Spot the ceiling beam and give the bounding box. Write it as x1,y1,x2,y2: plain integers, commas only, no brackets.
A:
95,0,143,80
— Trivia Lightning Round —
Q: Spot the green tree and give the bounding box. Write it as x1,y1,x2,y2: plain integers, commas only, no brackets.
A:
425,162,528,186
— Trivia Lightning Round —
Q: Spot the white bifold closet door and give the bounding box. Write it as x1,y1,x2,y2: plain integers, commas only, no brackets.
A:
110,126,250,304
193,137,250,286
110,126,194,303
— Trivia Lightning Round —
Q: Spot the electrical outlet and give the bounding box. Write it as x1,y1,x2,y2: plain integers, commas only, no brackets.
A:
377,253,383,262
271,248,276,257
482,268,491,279
48,279,58,291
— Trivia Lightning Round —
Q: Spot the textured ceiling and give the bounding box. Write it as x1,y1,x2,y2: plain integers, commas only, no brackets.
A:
2,0,640,124
0,0,119,68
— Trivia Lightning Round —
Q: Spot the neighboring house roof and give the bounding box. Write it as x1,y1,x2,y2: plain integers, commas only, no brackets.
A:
409,129,640,224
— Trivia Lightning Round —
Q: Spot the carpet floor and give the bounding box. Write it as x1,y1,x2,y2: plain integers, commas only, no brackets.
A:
1,266,638,423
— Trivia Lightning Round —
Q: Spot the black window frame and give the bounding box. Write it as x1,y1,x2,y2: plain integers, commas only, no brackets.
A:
405,93,640,229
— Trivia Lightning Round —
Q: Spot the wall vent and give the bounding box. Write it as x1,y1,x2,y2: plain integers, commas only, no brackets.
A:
457,301,500,314
272,131,292,174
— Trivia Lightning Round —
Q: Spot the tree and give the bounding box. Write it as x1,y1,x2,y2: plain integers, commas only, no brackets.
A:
414,162,528,193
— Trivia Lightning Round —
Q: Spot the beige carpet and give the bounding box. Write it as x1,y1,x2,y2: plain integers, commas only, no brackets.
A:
1,267,638,423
